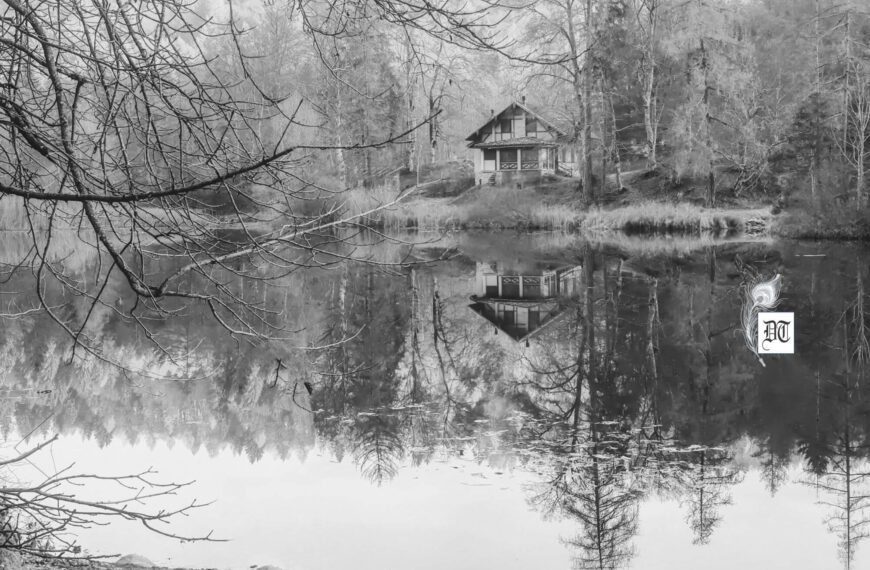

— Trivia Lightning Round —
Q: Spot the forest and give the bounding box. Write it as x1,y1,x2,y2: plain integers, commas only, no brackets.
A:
2,1,870,233
205,0,870,213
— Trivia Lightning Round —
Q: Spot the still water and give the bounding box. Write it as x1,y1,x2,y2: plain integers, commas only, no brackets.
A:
1,231,868,569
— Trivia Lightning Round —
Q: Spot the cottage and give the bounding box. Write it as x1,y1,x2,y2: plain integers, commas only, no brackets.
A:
465,100,571,186
468,262,582,343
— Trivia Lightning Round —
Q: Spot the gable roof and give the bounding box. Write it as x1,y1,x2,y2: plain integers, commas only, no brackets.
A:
465,101,570,144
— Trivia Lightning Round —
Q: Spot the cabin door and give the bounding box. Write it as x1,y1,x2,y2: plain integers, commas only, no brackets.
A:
483,149,496,171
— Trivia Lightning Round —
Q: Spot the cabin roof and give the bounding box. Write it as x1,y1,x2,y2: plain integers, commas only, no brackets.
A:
465,101,569,144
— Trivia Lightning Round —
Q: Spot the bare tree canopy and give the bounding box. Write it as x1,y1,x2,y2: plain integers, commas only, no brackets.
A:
0,0,460,357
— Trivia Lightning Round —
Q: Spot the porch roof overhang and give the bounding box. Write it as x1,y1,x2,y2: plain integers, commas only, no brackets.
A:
471,137,561,149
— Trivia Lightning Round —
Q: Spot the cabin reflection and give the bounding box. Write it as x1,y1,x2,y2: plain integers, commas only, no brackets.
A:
469,261,582,343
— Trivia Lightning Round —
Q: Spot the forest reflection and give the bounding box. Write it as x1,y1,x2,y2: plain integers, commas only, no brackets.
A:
2,232,870,568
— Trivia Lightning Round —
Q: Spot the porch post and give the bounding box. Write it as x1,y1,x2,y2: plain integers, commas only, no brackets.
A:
517,148,521,171
496,149,500,171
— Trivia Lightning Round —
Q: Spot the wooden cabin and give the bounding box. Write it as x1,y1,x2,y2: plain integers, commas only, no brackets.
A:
465,101,570,186
469,262,582,343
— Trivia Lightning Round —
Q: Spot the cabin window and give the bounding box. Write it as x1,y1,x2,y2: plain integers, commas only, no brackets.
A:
501,276,520,297
523,276,541,298
526,118,538,135
516,308,529,328
485,274,499,297
499,118,512,134
502,308,516,325
483,149,496,161
499,148,518,170
521,148,540,170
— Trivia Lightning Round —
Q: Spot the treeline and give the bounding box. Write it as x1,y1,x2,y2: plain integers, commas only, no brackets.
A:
1,1,868,220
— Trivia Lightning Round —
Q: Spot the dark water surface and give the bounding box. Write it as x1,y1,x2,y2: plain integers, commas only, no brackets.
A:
1,231,869,569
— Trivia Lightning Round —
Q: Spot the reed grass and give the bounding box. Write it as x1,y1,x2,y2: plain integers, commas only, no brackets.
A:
341,184,583,231
581,202,761,233
341,185,775,235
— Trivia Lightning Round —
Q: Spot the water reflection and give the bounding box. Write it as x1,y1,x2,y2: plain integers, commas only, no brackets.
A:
469,261,582,342
2,232,870,568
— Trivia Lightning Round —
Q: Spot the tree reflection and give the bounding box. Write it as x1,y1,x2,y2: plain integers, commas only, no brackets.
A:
680,447,739,545
8,235,870,567
521,243,756,565
526,246,644,569
800,264,870,569
314,263,410,484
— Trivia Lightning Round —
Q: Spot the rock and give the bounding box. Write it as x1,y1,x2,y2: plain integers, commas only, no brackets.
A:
115,554,157,567
254,566,284,570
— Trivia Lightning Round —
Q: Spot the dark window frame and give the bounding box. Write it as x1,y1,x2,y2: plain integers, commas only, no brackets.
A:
499,118,512,134
525,117,538,134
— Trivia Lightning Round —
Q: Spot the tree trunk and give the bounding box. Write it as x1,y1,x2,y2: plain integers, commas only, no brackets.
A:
335,63,348,188
605,82,624,190
565,2,585,194
582,0,594,205
641,1,659,169
843,9,851,172
811,0,822,200
405,36,416,173
599,78,608,196
701,38,715,208
429,95,438,165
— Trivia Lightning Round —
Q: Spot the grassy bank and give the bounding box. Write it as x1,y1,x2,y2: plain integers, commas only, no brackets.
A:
344,183,583,231
582,202,770,234
769,201,870,240
344,177,774,235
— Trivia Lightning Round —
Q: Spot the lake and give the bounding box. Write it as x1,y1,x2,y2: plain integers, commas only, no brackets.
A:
1,230,868,570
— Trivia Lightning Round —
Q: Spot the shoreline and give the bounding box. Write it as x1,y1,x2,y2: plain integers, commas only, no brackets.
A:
339,168,870,240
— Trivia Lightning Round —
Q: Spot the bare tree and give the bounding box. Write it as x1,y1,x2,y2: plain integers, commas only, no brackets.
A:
635,0,665,170
1,436,217,558
0,0,452,362
837,48,870,209
521,0,597,203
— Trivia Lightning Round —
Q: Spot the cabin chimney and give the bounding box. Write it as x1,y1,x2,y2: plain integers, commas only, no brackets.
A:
521,95,526,105
490,109,494,117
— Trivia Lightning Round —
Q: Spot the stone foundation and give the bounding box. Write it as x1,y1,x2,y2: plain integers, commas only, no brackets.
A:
477,170,543,187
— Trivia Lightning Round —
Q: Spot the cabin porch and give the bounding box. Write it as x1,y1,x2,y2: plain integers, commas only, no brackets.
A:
474,145,559,186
